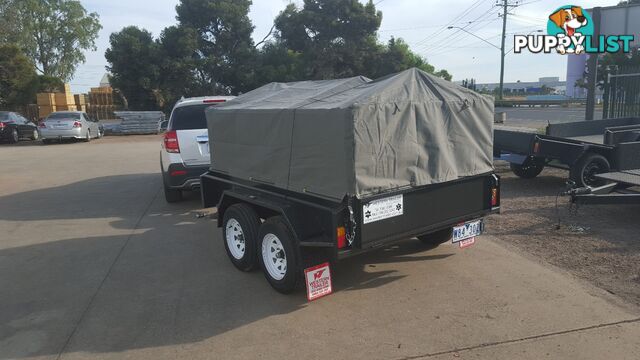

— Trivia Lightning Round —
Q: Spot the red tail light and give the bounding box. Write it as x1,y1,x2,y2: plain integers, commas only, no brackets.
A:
203,99,226,103
164,130,180,153
170,170,187,177
337,226,347,249
491,188,498,206
73,121,82,128
39,122,47,128
0,122,4,129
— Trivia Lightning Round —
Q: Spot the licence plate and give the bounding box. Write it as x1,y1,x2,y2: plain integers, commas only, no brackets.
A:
452,220,483,243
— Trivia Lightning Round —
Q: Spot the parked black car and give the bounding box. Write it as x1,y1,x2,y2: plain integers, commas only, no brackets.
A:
0,111,39,143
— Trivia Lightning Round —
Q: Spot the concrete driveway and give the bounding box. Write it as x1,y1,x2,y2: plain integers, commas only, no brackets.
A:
1,136,638,360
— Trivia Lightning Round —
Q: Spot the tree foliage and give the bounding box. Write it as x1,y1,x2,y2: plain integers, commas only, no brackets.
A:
175,0,257,94
0,0,101,81
0,44,38,108
105,27,161,110
106,0,450,110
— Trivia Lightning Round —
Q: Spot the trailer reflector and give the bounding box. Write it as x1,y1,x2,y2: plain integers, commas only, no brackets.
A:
491,188,498,206
337,226,347,249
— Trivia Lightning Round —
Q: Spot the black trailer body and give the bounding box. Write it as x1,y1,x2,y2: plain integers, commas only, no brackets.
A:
202,171,500,259
201,68,501,294
494,117,640,187
565,170,640,205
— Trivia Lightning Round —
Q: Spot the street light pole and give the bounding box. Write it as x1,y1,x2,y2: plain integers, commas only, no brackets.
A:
498,0,508,100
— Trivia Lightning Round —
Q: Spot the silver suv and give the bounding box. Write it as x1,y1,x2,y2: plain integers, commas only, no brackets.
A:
160,96,234,202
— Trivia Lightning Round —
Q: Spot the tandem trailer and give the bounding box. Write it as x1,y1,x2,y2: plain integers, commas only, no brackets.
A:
202,171,500,293
200,68,502,294
494,117,640,188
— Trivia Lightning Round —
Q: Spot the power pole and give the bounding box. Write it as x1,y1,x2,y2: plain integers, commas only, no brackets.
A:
498,0,509,100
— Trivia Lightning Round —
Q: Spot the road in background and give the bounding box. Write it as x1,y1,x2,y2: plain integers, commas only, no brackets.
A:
501,106,604,129
0,136,638,360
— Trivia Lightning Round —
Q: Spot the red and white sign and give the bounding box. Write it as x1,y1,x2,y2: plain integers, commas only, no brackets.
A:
304,262,333,301
459,237,476,249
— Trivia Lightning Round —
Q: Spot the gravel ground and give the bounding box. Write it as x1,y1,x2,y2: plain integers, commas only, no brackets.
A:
486,161,640,307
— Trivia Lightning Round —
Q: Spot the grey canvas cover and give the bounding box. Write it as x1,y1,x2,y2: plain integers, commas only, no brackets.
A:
206,68,494,201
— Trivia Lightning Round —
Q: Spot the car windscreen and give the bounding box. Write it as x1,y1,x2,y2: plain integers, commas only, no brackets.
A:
170,104,211,130
0,112,11,120
47,113,81,120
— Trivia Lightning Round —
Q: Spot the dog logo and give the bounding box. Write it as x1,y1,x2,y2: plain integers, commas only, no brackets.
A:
547,5,592,54
513,4,633,56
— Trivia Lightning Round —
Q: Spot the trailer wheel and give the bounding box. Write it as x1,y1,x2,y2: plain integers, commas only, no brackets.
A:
258,216,301,294
570,153,610,188
417,227,452,246
222,204,261,272
510,157,545,179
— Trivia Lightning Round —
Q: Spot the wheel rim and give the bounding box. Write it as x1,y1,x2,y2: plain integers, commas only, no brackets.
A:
225,219,245,260
262,233,287,280
33,129,39,140
582,162,605,186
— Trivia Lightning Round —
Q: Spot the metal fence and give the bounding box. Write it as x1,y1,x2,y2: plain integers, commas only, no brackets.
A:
603,68,640,119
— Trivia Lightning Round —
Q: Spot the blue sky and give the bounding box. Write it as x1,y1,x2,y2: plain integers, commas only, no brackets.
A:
71,0,620,93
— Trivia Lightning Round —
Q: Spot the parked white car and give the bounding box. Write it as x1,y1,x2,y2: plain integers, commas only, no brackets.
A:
39,111,103,144
160,96,235,202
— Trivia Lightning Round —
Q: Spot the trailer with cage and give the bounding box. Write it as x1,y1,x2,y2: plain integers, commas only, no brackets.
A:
200,68,501,294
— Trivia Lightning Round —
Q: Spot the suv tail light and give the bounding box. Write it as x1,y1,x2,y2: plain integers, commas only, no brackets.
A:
0,122,5,129
73,121,82,128
39,122,47,128
164,130,180,153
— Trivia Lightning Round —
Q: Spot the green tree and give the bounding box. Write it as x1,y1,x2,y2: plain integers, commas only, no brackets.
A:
175,0,257,94
105,27,161,110
157,25,200,110
0,44,38,108
0,0,101,81
36,75,64,92
274,0,382,79
269,0,450,81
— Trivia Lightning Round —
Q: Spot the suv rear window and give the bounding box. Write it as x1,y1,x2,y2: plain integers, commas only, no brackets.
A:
0,112,11,120
47,113,81,120
169,104,211,130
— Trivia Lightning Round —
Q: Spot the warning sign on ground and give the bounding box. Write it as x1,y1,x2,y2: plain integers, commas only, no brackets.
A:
304,262,332,301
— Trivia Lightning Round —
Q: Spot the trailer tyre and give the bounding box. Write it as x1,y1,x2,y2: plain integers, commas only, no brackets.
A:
223,204,261,272
570,153,610,188
418,227,452,246
258,217,301,294
510,157,545,179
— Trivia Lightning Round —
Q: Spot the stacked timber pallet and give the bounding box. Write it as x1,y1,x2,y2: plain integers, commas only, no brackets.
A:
37,84,76,118
74,94,88,112
88,86,115,120
114,111,164,135
37,93,56,118
55,84,77,111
